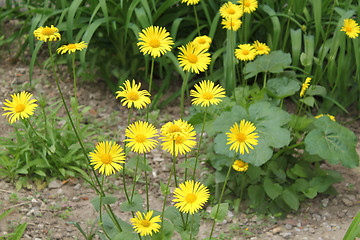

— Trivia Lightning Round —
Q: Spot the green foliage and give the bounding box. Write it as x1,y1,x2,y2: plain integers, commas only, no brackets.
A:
0,97,99,188
0,208,27,240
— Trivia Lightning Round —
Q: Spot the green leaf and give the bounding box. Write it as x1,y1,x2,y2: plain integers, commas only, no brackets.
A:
264,177,283,200
210,203,228,222
300,96,315,107
307,85,326,97
10,222,27,240
245,50,292,78
304,117,359,167
0,208,14,221
119,194,143,212
303,187,318,199
160,180,170,195
288,114,313,131
282,189,299,210
289,163,309,178
248,185,265,208
91,195,118,212
266,77,301,98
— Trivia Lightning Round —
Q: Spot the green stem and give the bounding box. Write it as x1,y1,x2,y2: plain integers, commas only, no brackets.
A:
238,173,245,211
26,119,54,156
99,175,111,239
272,142,305,161
71,54,80,129
192,107,207,181
47,42,101,195
148,58,155,95
131,154,141,201
209,152,237,239
193,5,201,36
189,213,195,240
180,72,190,119
144,153,150,212
263,71,268,89
122,108,132,204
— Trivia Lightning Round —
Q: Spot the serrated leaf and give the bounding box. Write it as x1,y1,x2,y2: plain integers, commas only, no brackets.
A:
119,194,143,212
282,189,299,210
264,177,283,200
241,139,273,166
304,117,359,167
210,203,228,222
266,77,301,98
245,50,292,78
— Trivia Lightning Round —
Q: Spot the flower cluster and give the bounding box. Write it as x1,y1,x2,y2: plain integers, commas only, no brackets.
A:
300,77,312,98
341,18,360,39
235,40,270,62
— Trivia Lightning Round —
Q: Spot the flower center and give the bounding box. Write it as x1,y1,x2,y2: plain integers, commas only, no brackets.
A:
135,134,147,143
149,39,160,48
202,92,214,100
15,103,26,113
242,49,250,55
198,39,206,44
127,91,140,101
67,44,77,49
244,1,251,7
236,132,247,143
227,8,235,14
345,26,353,32
174,135,185,144
185,193,197,203
42,27,55,36
257,46,264,51
236,161,245,167
168,124,182,134
101,153,113,164
187,54,198,63
141,220,151,228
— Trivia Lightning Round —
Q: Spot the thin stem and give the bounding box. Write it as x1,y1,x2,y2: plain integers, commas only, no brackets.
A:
193,5,201,36
189,214,195,240
26,119,54,155
144,153,150,212
238,173,245,211
209,152,237,239
122,108,132,204
180,72,190,119
99,175,111,239
131,154,141,201
148,58,155,95
263,71,268,89
47,42,101,195
192,107,207,181
71,54,80,129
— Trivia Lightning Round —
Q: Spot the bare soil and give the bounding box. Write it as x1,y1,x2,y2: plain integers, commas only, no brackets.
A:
1,26,360,240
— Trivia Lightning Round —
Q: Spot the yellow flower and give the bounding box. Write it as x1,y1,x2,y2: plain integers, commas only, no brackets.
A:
160,119,197,156
89,141,125,176
178,42,211,74
315,114,336,122
190,80,226,107
173,180,210,214
232,160,248,172
221,17,242,31
253,41,270,55
235,44,257,61
226,120,259,155
137,26,174,58
56,41,88,54
238,0,258,13
130,210,161,236
220,2,243,19
2,91,38,124
181,0,200,5
116,80,151,109
33,25,61,42
300,77,311,97
341,18,360,39
125,121,158,154
193,35,212,50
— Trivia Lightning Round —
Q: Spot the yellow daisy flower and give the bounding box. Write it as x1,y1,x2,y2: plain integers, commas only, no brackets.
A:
2,91,38,124
238,0,258,13
56,41,88,54
315,114,336,122
33,25,61,42
341,18,360,39
181,0,200,5
190,80,226,107
235,44,257,61
232,160,249,172
253,41,270,55
220,2,243,20
226,120,259,155
222,17,242,31
193,35,212,50
130,210,161,236
173,180,210,214
300,77,312,98
125,121,158,154
116,80,151,109
178,42,211,74
137,26,174,58
160,119,197,156
89,141,125,176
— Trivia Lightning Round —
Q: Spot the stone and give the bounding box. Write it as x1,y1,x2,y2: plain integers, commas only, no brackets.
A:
272,226,281,234
285,224,292,230
342,198,354,206
279,232,292,239
312,214,321,221
321,198,329,207
74,183,81,190
48,180,62,189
